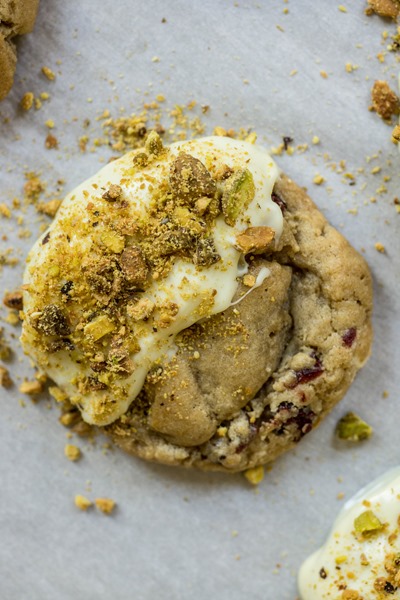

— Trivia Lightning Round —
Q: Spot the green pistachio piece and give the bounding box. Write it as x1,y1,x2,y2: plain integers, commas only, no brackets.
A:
335,412,373,442
145,130,163,156
84,315,115,341
354,510,383,536
222,168,255,226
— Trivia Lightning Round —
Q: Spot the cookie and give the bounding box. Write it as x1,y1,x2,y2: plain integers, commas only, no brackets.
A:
20,135,373,472
0,0,40,100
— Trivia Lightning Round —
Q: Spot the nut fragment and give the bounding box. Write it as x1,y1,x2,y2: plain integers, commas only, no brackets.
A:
120,246,149,287
95,498,116,515
244,466,264,485
392,124,400,143
35,305,70,337
354,510,383,536
100,230,125,253
145,130,164,156
0,366,12,388
3,290,23,311
222,168,255,226
64,444,81,461
84,315,115,341
127,298,155,321
193,237,221,266
371,80,400,120
335,412,373,442
19,380,43,395
102,184,122,202
169,153,217,203
75,495,92,511
235,226,275,254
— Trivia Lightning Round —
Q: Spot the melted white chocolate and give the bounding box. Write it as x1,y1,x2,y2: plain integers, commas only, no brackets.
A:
21,136,283,425
298,467,400,599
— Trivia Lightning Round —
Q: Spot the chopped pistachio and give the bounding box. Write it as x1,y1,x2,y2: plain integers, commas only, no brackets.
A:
100,230,125,253
222,168,255,226
84,315,115,341
145,130,163,156
244,465,264,485
335,412,373,442
354,510,383,536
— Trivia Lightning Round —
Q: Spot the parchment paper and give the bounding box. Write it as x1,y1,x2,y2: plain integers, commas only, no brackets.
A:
0,2,399,599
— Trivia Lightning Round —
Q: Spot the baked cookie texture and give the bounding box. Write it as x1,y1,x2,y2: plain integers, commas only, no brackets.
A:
106,174,373,472
0,0,40,100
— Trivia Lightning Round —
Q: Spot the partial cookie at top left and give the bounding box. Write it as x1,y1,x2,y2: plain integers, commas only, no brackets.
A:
0,0,40,100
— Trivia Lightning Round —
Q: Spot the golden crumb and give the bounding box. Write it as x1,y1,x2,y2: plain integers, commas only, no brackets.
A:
374,242,386,253
19,380,43,395
392,124,400,143
243,274,256,287
244,465,265,485
37,199,61,217
0,203,11,218
48,385,68,402
20,92,34,111
74,495,92,511
320,70,328,79
95,498,116,514
312,136,320,144
45,134,58,150
41,66,56,81
64,444,81,462
313,174,325,185
371,80,399,121
0,366,12,388
45,119,55,129
338,5,348,12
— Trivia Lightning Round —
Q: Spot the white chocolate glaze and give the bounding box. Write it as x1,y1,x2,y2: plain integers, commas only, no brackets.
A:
299,467,400,599
21,136,283,425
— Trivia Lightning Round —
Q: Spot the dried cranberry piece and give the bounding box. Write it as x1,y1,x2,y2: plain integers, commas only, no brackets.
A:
286,407,316,440
287,356,324,389
42,232,51,245
342,327,357,348
271,193,287,213
278,401,295,411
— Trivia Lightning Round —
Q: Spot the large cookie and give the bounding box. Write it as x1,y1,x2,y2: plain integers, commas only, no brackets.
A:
0,0,40,100
106,173,372,471
21,136,372,472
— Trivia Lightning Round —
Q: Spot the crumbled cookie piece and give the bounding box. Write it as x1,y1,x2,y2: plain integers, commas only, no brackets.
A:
375,242,386,253
95,498,116,514
102,184,122,202
0,366,12,388
45,134,58,150
41,66,56,81
20,92,34,111
371,80,400,120
37,199,62,217
392,124,400,143
244,465,264,485
19,380,43,395
3,290,23,310
74,495,92,511
64,444,81,461
366,0,400,20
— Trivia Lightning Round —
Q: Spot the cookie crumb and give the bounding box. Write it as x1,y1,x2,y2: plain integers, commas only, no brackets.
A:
95,498,116,514
3,290,23,310
74,495,92,511
64,444,81,461
313,174,325,185
244,465,265,485
371,80,400,120
392,124,400,143
338,5,348,12
374,242,385,253
0,366,12,388
45,134,58,150
20,92,34,111
366,0,400,20
41,66,56,81
19,380,43,395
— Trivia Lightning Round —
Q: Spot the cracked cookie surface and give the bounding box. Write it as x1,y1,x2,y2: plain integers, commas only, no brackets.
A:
106,173,373,471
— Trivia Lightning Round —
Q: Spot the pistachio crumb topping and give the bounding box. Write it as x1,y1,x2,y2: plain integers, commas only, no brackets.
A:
21,136,282,425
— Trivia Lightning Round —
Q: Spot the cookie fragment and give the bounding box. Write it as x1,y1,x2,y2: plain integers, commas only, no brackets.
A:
371,80,400,120
366,0,400,20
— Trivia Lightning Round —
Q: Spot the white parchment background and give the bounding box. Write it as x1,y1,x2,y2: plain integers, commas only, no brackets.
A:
0,1,399,599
